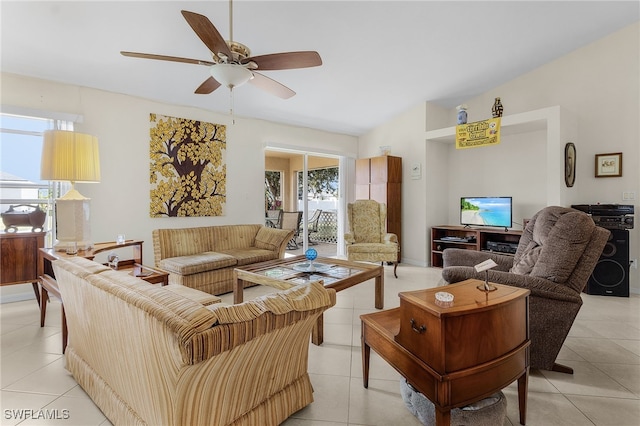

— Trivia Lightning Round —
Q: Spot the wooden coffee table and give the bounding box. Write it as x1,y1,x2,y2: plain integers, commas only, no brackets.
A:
234,255,384,345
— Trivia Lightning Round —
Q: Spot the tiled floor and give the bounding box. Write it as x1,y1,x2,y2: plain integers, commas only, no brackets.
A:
1,264,639,425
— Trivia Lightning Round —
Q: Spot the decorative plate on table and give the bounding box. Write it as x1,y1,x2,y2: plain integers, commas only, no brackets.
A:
292,262,333,273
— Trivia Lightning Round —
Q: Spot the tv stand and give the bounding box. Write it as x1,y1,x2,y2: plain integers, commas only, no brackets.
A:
431,226,522,267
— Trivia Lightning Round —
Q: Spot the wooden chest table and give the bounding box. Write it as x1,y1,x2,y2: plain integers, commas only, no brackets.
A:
361,279,530,426
0,231,46,304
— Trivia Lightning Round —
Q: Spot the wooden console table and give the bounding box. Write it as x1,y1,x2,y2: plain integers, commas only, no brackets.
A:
431,226,522,267
0,231,46,304
361,279,530,426
38,240,168,352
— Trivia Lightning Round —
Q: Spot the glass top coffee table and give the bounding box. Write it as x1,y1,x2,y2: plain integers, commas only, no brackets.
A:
233,255,384,345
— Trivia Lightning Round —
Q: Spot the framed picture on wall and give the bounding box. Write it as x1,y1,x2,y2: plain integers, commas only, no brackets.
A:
595,152,622,178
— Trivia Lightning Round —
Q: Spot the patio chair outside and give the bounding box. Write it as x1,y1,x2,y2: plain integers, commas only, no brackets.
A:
265,210,281,228
279,211,303,250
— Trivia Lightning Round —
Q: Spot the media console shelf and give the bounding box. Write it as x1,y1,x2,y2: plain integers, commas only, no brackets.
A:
431,226,522,267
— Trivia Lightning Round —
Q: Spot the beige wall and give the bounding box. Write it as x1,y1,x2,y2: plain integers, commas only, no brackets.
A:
0,73,357,301
358,103,428,266
359,22,639,293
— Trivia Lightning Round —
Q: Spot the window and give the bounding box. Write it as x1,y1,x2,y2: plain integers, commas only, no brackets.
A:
265,170,282,211
0,112,73,244
297,166,339,204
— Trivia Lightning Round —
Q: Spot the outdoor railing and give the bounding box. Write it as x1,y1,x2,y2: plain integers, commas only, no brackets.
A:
310,211,338,244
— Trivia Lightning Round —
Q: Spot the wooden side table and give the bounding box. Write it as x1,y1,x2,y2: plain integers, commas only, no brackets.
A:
38,239,144,274
0,231,46,305
38,240,169,353
361,279,530,426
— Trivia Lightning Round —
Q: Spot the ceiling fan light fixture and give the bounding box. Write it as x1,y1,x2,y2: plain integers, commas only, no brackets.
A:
210,64,253,89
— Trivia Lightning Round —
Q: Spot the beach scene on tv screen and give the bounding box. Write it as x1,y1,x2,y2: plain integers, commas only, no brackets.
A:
461,197,511,227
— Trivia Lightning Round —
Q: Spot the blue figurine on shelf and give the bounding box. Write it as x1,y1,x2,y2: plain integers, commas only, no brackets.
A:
456,104,468,125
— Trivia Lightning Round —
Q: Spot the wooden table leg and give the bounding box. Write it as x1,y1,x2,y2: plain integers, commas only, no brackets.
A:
362,325,370,388
233,277,244,304
40,284,48,327
374,272,384,309
31,281,41,306
311,313,324,345
518,368,528,425
39,274,67,353
61,305,67,354
435,407,451,426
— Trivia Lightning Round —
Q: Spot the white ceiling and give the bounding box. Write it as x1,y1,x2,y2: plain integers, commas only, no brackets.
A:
1,1,638,136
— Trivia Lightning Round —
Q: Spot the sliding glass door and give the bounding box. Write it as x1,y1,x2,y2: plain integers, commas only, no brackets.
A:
265,149,342,257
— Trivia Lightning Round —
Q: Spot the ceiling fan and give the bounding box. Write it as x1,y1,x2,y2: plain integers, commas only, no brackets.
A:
121,2,322,99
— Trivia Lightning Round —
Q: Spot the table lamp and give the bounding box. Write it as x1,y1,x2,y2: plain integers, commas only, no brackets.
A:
40,130,101,251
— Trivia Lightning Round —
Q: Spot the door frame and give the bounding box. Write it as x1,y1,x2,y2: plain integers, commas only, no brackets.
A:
264,145,346,256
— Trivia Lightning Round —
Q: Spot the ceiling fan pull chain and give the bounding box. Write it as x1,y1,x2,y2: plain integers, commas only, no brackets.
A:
230,87,235,125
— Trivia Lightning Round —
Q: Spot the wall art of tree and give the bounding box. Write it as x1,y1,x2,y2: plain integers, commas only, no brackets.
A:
149,113,226,217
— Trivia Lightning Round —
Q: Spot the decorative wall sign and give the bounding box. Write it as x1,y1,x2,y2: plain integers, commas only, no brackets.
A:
564,142,576,187
149,113,226,217
595,152,622,178
456,118,501,149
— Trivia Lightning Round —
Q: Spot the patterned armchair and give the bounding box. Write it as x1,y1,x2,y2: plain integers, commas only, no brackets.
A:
345,200,399,278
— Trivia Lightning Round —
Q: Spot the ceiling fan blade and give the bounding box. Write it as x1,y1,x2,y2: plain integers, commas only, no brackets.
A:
120,51,215,66
181,10,233,60
249,72,295,99
195,77,222,94
243,51,322,70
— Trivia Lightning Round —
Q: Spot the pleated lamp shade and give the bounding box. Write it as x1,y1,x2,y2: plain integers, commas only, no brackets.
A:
41,130,101,186
40,130,101,250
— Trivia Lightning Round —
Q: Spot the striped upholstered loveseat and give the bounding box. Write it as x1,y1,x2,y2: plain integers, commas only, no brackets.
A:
53,256,336,426
152,225,294,295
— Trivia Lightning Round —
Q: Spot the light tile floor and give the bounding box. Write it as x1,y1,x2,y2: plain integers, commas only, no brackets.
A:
1,264,639,425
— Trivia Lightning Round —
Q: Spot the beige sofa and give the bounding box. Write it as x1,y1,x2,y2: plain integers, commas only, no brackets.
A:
152,224,294,295
53,256,336,426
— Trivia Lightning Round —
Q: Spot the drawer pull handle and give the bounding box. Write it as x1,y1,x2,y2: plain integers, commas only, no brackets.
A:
410,319,426,334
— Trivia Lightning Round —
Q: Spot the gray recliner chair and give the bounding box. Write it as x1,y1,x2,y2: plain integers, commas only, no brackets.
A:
441,206,610,373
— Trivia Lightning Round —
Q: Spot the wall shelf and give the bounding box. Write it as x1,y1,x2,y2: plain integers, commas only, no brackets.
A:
425,108,553,143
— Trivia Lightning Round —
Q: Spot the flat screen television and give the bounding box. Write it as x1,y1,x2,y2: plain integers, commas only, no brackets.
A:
460,196,512,229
